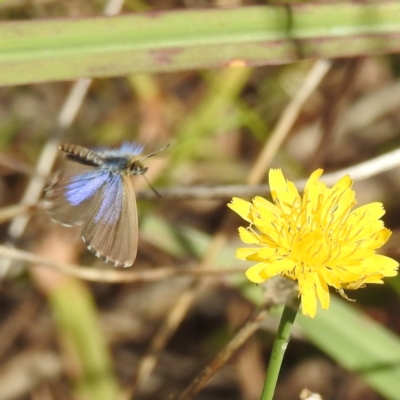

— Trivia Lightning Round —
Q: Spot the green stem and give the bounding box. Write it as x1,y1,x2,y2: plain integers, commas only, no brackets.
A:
260,300,300,400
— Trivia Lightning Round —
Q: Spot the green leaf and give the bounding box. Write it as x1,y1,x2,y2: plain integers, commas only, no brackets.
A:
297,296,400,400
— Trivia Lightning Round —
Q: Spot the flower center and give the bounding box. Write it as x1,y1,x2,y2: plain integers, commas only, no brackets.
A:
291,231,331,267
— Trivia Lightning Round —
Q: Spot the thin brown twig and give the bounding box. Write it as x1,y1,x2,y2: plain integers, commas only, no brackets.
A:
0,244,245,283
0,204,36,224
177,310,267,400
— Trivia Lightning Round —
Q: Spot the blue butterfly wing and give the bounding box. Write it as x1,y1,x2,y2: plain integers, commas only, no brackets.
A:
81,174,138,267
45,168,109,227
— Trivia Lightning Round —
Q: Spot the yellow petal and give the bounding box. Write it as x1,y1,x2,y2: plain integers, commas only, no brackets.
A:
362,254,399,276
245,262,270,283
228,197,252,222
253,196,281,218
298,275,318,318
298,269,332,318
304,169,324,193
315,272,330,310
354,202,385,220
303,169,326,222
269,169,300,214
238,227,260,245
268,258,296,275
257,247,278,259
378,228,392,244
236,248,260,261
331,174,353,192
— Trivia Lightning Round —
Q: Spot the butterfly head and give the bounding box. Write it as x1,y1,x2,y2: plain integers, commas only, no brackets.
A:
127,159,148,176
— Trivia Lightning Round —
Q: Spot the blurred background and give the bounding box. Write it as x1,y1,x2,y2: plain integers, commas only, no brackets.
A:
1,1,400,400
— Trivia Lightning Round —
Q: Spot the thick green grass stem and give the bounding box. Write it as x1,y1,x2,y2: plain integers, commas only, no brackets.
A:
260,301,299,400
3,3,400,85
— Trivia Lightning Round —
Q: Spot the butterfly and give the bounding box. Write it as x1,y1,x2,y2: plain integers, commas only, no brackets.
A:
45,142,167,267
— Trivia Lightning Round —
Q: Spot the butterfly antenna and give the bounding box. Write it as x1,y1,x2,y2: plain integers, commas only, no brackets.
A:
139,143,169,199
142,174,162,200
139,143,170,162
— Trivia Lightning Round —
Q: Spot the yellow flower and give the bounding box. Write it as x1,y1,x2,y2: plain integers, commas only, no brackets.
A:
228,169,398,318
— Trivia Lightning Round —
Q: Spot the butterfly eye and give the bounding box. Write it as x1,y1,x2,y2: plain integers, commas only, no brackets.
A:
128,162,148,176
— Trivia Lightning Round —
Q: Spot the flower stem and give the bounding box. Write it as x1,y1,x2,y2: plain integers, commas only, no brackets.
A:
260,300,300,400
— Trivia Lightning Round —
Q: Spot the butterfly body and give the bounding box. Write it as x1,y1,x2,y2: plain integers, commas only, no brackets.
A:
59,143,148,175
45,142,157,268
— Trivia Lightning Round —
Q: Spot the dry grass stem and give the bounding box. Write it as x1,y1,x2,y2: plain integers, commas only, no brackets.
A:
0,244,245,282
